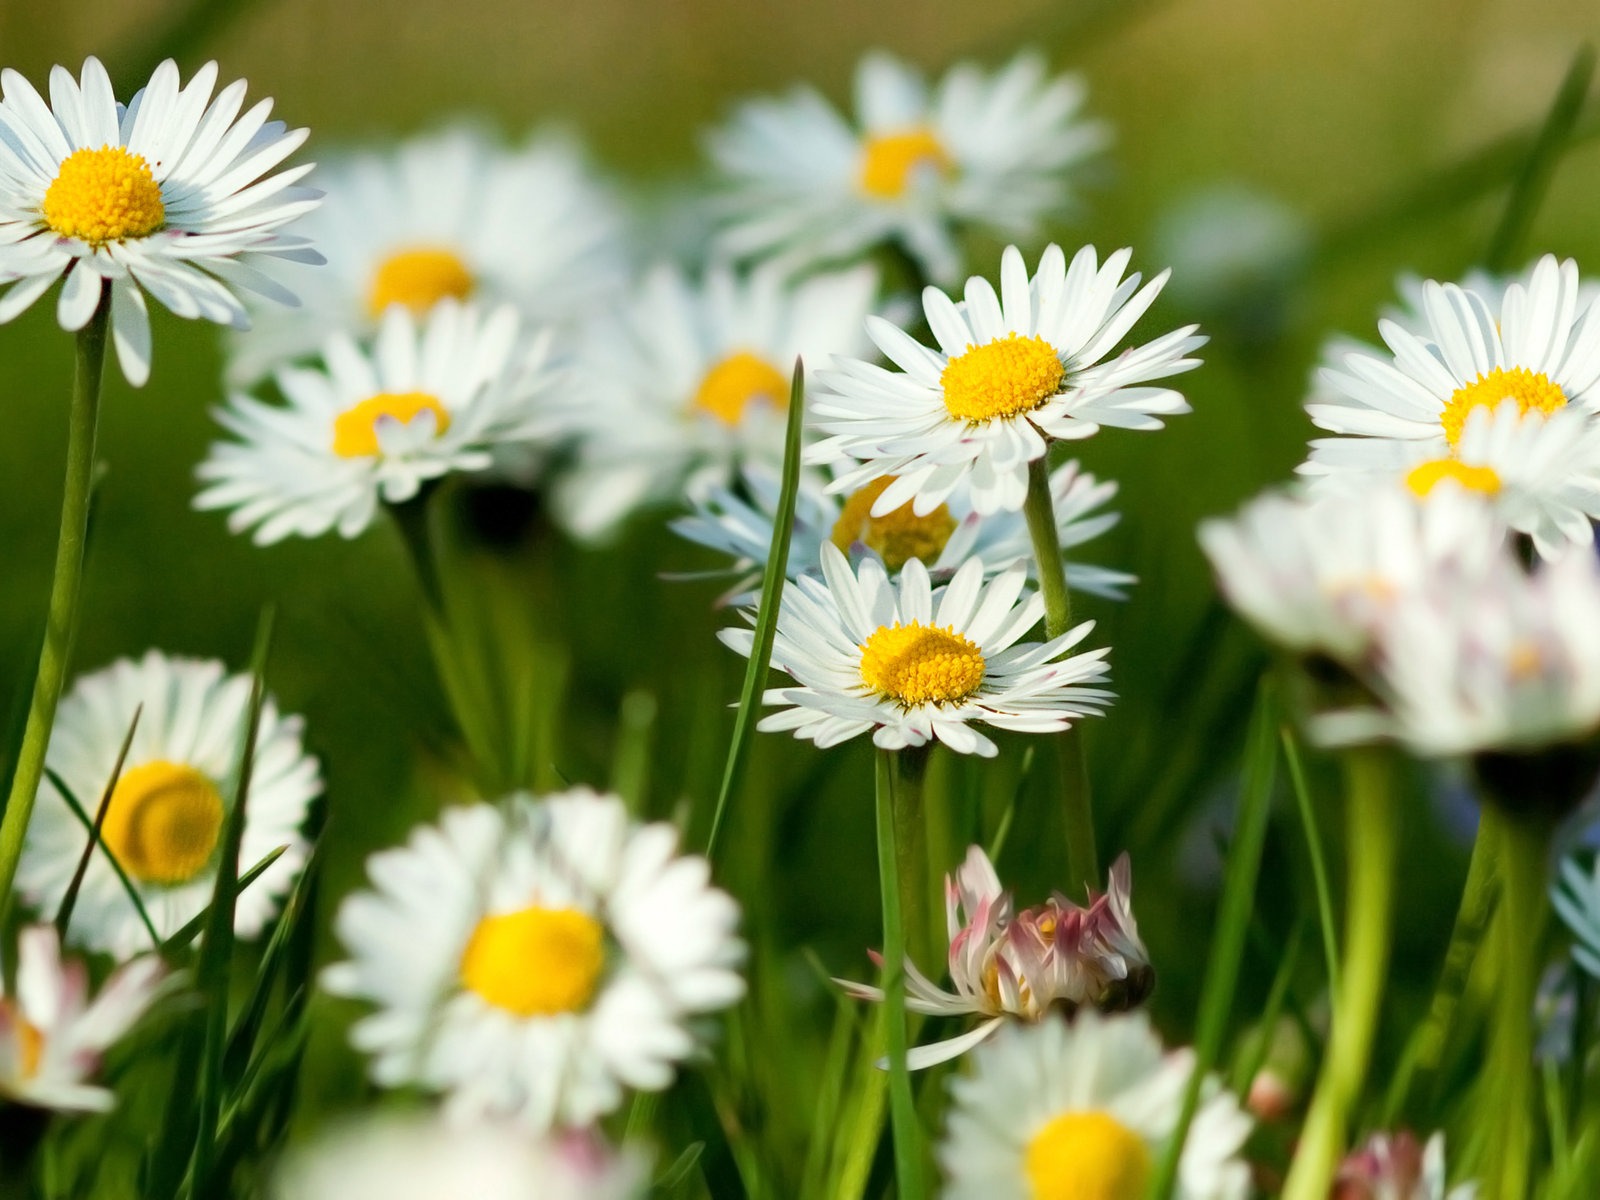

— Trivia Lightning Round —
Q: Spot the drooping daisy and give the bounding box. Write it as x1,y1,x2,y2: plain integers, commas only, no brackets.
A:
1334,1131,1476,1200
672,457,1133,606
226,124,626,384
548,262,877,541
322,789,745,1130
15,651,320,958
195,300,559,544
812,243,1204,517
706,50,1107,284
838,845,1151,1067
719,543,1113,757
940,1011,1253,1200
0,925,164,1112
0,57,321,386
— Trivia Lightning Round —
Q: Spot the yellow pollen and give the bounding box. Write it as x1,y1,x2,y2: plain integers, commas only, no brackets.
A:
42,145,166,245
830,477,957,572
692,351,789,425
1,1003,45,1080
859,622,986,706
942,334,1066,423
367,246,475,317
1440,366,1566,448
1024,1110,1153,1200
99,761,224,885
460,906,606,1017
332,391,452,458
1508,640,1543,681
859,128,953,199
1405,459,1502,498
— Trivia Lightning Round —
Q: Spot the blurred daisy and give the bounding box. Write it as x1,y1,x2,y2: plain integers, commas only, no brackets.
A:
838,845,1152,1067
0,925,163,1112
227,124,626,383
0,56,321,386
1334,1131,1476,1200
16,651,320,959
812,243,1203,516
1554,854,1600,980
549,262,876,541
940,1010,1252,1200
196,300,558,544
706,50,1106,284
672,457,1133,606
720,543,1113,757
322,788,745,1129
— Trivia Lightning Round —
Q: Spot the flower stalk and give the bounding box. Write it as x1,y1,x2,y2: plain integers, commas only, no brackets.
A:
875,747,925,1199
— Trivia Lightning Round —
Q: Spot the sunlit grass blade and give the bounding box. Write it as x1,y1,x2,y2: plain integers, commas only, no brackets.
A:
46,765,161,951
654,1143,707,1194
1282,723,1340,1008
53,703,140,940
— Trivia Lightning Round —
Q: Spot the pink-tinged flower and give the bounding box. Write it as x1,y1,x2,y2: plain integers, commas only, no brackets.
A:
1333,1132,1475,1200
838,845,1152,1067
0,924,164,1112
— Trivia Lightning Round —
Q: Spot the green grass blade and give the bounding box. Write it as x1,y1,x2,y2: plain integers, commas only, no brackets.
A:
1231,919,1305,1096
46,765,161,951
54,703,140,941
611,689,658,816
160,845,287,955
1282,723,1340,1007
875,747,925,1200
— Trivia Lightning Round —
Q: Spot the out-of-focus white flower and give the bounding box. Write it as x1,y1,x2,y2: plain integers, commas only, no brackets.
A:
1333,1131,1476,1200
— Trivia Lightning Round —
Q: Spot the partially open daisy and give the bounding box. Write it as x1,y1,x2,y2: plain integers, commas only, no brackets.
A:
195,300,559,544
940,1010,1253,1200
706,50,1107,284
0,924,164,1112
720,543,1113,757
15,651,320,958
812,243,1204,516
0,57,321,385
1335,1131,1475,1200
322,789,745,1130
226,124,625,384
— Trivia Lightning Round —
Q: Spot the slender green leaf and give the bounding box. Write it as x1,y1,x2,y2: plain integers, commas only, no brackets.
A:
160,845,287,955
54,704,140,940
46,766,161,951
1231,920,1305,1096
1282,723,1340,1007
611,689,658,816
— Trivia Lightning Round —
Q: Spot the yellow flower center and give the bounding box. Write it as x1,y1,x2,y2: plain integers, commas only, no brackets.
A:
692,351,789,425
942,334,1066,423
41,145,166,245
859,128,953,199
859,622,986,706
99,761,225,885
1439,366,1566,448
367,246,476,317
1024,1110,1153,1200
459,906,606,1017
1,1002,45,1080
331,391,452,458
1404,459,1502,498
830,477,957,572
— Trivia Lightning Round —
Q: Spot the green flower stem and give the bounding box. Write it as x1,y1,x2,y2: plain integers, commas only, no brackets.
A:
0,291,109,923
893,744,933,970
1281,747,1397,1200
389,484,444,613
876,748,925,1200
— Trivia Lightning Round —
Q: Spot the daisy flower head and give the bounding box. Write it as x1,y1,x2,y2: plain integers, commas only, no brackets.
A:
940,1010,1253,1200
15,651,320,958
195,299,559,544
812,242,1205,517
549,261,877,542
1334,1131,1476,1200
706,50,1107,285
226,124,626,384
0,56,321,386
322,788,745,1130
0,925,164,1112
719,542,1113,758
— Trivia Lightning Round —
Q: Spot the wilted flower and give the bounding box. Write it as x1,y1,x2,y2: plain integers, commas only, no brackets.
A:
1334,1132,1475,1200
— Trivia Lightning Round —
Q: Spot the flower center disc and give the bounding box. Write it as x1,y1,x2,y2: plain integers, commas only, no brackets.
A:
692,352,789,425
859,128,952,198
942,334,1066,423
1404,459,1502,498
1,1002,46,1079
332,391,452,458
830,477,957,572
1024,1110,1152,1200
460,905,606,1017
42,145,166,245
859,622,985,706
1439,366,1566,448
368,246,476,316
100,761,225,885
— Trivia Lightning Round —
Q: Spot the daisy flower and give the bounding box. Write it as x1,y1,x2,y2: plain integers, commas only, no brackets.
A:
195,300,559,544
838,845,1152,1067
812,243,1204,517
322,788,745,1130
939,1010,1253,1200
0,925,164,1112
15,651,320,959
548,262,877,541
719,543,1113,757
1334,1131,1476,1200
706,50,1107,284
226,124,626,384
0,56,321,386
672,457,1133,606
